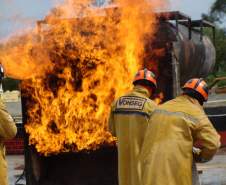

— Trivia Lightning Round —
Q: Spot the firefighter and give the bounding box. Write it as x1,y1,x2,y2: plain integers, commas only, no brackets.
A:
0,99,17,185
108,68,157,185
140,78,221,185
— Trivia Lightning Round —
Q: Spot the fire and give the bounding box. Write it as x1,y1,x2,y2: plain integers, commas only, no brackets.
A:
0,33,52,79
0,0,168,155
154,92,164,104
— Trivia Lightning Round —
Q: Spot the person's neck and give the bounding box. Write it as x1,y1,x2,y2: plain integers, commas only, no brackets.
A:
183,94,203,108
135,85,152,97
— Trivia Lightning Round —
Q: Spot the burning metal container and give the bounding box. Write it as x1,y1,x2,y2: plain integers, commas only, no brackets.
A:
23,140,117,185
22,85,118,185
20,10,220,185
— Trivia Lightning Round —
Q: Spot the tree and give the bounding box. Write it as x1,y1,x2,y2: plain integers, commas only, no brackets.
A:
205,27,226,86
203,0,226,86
203,0,226,23
210,28,226,73
211,0,226,23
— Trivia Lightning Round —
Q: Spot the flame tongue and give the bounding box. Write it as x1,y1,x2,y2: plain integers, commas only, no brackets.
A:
1,0,168,155
23,60,118,154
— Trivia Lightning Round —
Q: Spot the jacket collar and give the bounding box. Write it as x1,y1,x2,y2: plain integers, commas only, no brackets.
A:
133,85,150,98
181,95,203,109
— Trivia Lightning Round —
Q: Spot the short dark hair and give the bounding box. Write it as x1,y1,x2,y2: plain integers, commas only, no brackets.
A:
183,88,205,105
133,79,156,93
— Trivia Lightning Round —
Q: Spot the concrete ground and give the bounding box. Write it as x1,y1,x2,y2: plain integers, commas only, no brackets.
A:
6,149,226,185
7,155,25,185
198,154,226,185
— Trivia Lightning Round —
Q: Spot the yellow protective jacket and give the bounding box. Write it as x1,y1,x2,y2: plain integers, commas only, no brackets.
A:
0,100,17,185
108,85,157,185
140,95,221,185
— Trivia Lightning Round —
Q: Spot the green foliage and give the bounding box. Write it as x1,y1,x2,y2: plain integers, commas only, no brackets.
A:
211,0,226,23
203,0,226,87
204,26,226,72
214,28,226,72
204,27,226,86
206,71,226,87
2,78,20,92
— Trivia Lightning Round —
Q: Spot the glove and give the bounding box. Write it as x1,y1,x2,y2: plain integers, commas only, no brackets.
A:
193,147,209,163
193,147,202,162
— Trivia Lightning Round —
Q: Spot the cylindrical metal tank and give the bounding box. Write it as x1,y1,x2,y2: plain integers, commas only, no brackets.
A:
153,22,216,85
174,24,216,84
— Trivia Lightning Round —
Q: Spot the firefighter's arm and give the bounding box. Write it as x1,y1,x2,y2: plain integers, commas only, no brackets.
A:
0,101,17,140
194,117,221,162
108,105,116,136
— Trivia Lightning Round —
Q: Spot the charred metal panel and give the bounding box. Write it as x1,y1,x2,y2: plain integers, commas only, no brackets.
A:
24,146,118,185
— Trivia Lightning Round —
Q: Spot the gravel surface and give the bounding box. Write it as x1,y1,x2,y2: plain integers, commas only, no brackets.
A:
7,155,25,185
198,154,226,185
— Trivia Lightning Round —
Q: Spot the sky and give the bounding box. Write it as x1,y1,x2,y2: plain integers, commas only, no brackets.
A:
0,0,216,39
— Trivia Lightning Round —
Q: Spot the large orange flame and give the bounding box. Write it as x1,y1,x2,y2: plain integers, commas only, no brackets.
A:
0,0,168,155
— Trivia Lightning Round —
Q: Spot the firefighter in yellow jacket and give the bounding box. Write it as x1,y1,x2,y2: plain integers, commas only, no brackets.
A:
0,100,17,185
140,78,221,185
108,69,157,185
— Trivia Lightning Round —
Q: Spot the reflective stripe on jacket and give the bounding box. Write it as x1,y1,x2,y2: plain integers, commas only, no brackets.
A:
108,85,157,185
0,100,17,185
140,95,221,185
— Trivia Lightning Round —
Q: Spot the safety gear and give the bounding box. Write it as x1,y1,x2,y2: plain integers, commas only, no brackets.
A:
0,100,17,185
133,68,157,89
140,95,220,185
182,78,209,102
108,86,157,185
